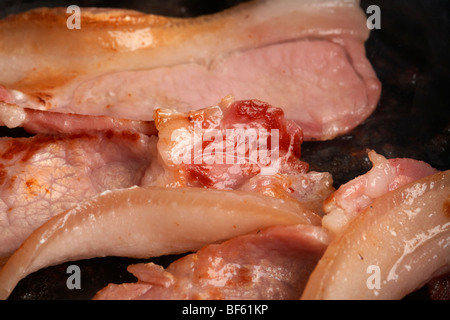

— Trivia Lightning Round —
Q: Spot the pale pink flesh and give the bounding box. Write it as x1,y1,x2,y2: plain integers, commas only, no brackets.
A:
0,0,381,141
0,132,153,256
322,151,438,236
0,186,321,299
94,224,329,300
0,103,156,136
67,40,377,141
302,170,450,300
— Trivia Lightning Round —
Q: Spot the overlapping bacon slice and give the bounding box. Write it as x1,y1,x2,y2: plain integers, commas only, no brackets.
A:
0,0,381,141
92,152,447,300
1,106,448,300
1,0,447,300
300,152,449,300
322,151,438,236
0,97,334,299
0,103,156,136
94,224,329,300
302,170,450,300
0,185,322,300
0,0,383,297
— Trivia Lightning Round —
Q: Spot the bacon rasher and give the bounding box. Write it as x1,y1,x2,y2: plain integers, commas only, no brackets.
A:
0,0,381,141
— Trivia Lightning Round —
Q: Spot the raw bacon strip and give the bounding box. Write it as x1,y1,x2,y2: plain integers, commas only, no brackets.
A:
0,0,381,140
322,151,438,236
0,131,153,257
0,186,321,300
0,102,157,136
94,224,329,300
302,170,450,300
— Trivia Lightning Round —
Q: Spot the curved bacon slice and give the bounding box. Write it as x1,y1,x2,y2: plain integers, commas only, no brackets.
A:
322,151,438,236
0,0,381,140
0,102,157,136
0,186,321,299
301,170,450,300
94,224,329,300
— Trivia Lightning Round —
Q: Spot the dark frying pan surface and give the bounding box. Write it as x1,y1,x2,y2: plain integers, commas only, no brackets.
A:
1,0,449,300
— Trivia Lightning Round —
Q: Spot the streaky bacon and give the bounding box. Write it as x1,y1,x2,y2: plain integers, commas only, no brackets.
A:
94,224,330,300
0,0,381,141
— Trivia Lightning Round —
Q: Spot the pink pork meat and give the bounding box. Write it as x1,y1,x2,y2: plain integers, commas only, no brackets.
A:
0,0,381,141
